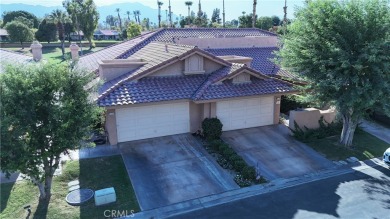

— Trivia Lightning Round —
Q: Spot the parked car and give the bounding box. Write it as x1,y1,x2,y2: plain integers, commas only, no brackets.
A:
384,147,390,167
370,110,390,126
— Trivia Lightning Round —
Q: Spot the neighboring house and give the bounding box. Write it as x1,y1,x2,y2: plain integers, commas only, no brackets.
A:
94,29,120,40
0,49,33,73
67,31,84,41
0,29,9,41
77,28,297,145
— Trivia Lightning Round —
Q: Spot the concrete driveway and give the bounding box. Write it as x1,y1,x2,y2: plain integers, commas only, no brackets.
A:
119,134,238,210
221,125,335,180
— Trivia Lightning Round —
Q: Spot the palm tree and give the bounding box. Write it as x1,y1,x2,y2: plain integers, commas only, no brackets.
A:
126,11,131,22
185,1,193,18
116,8,122,30
135,10,141,25
157,1,163,28
48,9,67,59
252,0,257,27
133,11,138,23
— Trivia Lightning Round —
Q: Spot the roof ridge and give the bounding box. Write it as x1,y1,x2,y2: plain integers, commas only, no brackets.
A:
149,41,195,48
192,65,243,100
206,46,279,51
0,48,32,58
79,30,160,58
97,47,232,102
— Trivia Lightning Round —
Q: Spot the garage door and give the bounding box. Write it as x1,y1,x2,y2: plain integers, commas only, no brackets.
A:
116,102,190,142
216,97,274,131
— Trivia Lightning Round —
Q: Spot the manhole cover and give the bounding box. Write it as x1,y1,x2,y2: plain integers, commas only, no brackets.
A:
66,189,94,206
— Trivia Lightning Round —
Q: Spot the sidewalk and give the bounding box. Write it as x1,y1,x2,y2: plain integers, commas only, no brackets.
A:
360,120,390,144
0,144,120,184
129,158,386,219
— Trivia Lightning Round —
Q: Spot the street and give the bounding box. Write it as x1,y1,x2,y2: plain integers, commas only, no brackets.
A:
169,165,390,219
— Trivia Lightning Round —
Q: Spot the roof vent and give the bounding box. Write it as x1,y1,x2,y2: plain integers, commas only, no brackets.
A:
165,44,168,52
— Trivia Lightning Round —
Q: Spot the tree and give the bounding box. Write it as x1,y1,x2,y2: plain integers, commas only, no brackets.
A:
185,1,193,22
252,0,257,27
271,15,281,26
278,0,390,147
135,10,141,25
35,19,58,44
0,61,99,201
256,16,273,30
4,21,33,49
126,11,131,22
238,13,254,28
211,8,221,24
106,15,117,27
157,1,163,28
2,10,39,28
116,8,122,30
48,9,68,59
64,21,75,42
127,22,141,38
13,16,34,28
63,0,99,49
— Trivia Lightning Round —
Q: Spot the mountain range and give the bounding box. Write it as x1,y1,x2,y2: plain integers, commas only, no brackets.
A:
0,3,177,25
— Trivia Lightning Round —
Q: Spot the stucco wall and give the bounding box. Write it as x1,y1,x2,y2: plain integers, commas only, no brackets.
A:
274,95,281,124
105,109,118,145
204,58,223,74
148,61,184,76
190,102,203,132
176,36,278,49
289,108,336,130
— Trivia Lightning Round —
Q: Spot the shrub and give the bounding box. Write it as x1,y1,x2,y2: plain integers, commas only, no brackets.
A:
218,142,229,152
222,147,235,157
234,174,252,187
291,116,343,142
202,118,223,141
242,166,256,180
280,95,309,114
209,139,223,151
228,154,241,163
233,160,246,172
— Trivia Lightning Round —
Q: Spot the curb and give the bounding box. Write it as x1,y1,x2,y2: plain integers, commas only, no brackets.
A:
127,157,385,219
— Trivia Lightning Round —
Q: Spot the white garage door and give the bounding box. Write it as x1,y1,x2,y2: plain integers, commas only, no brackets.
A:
116,102,190,142
216,97,274,131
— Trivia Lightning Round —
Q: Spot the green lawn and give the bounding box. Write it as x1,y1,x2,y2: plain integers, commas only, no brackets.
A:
3,47,105,63
305,129,390,161
0,155,140,219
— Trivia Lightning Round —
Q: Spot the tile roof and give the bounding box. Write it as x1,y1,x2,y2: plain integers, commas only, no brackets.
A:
0,49,32,73
0,29,8,36
98,75,208,106
95,30,118,36
98,42,197,98
97,62,294,107
195,77,293,101
79,28,277,72
78,31,157,72
205,47,296,79
117,28,276,59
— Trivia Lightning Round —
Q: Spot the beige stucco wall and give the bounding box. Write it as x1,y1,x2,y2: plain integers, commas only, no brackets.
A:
204,58,223,74
289,108,336,130
274,95,281,124
105,109,118,145
176,36,278,49
148,61,184,77
189,102,203,132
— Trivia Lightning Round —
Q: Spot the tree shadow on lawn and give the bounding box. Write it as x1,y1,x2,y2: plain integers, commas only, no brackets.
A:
0,182,15,213
78,156,139,219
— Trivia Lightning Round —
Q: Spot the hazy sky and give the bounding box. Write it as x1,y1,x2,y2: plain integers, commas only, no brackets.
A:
1,0,305,20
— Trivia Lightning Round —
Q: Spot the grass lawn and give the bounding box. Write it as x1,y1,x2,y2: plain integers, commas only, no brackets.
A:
3,47,105,63
305,129,390,161
0,155,140,219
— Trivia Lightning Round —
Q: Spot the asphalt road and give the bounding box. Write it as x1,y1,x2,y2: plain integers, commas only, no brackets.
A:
169,165,390,219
